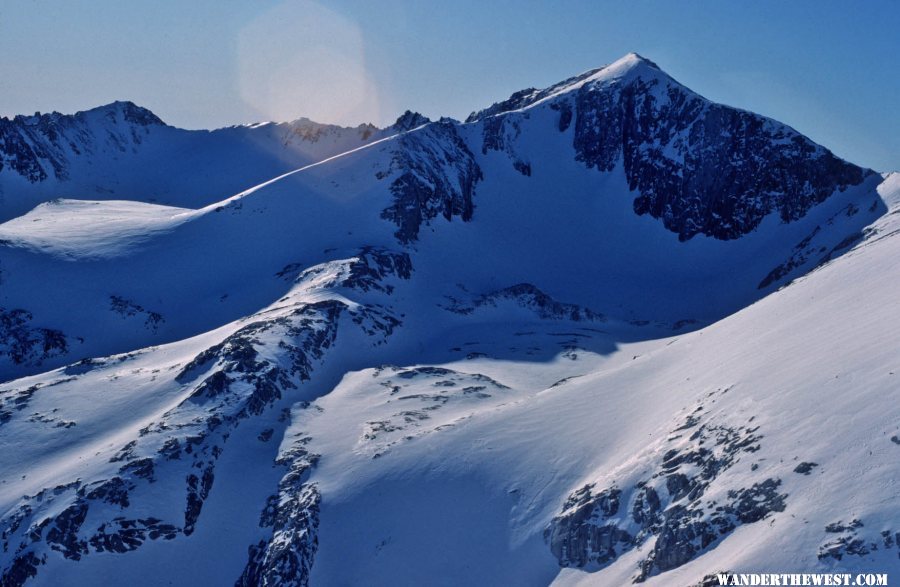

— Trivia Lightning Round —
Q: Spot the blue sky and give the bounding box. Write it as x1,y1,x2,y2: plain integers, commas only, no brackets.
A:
0,0,897,171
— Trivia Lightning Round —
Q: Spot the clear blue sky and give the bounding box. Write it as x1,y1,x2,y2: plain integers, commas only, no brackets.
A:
1,0,897,171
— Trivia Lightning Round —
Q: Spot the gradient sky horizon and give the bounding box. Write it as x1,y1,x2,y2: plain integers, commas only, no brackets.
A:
1,0,897,171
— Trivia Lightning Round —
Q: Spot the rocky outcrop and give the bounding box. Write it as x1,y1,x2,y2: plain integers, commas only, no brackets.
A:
818,518,900,562
0,308,68,368
546,392,788,582
236,434,321,587
353,365,512,458
346,247,412,288
478,115,532,176
0,377,74,426
546,486,632,567
109,295,164,332
379,122,482,243
445,283,605,322
279,117,378,145
392,111,431,133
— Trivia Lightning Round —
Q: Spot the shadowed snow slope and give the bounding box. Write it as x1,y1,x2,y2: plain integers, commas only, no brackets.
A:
0,54,897,586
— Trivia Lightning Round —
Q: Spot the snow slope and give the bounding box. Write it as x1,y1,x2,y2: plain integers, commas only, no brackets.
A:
0,54,897,586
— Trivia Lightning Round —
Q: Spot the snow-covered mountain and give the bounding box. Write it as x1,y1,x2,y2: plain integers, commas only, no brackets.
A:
0,101,427,222
0,53,897,586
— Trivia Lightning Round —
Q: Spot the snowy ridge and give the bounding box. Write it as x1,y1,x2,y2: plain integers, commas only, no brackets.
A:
0,54,898,586
0,249,410,585
466,53,666,121
0,105,420,222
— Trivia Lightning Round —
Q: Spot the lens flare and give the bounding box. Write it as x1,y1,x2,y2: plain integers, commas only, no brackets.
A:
237,1,382,126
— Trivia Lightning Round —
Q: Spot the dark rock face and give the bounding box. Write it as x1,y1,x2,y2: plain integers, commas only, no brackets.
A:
545,487,633,567
84,477,134,508
817,519,900,561
818,519,879,561
89,517,179,553
336,248,413,294
118,458,156,482
380,122,482,243
236,435,321,587
44,502,89,560
0,101,163,183
109,296,165,333
727,479,786,524
0,122,55,182
565,75,870,241
546,395,787,582
184,467,215,535
392,110,431,133
551,101,573,132
0,308,68,368
107,101,163,127
478,115,533,176
793,462,819,475
642,505,719,576
1,551,44,587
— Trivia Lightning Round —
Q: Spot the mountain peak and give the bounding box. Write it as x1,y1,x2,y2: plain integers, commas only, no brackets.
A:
573,52,666,89
392,110,431,132
613,52,661,71
465,53,667,122
80,101,165,126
